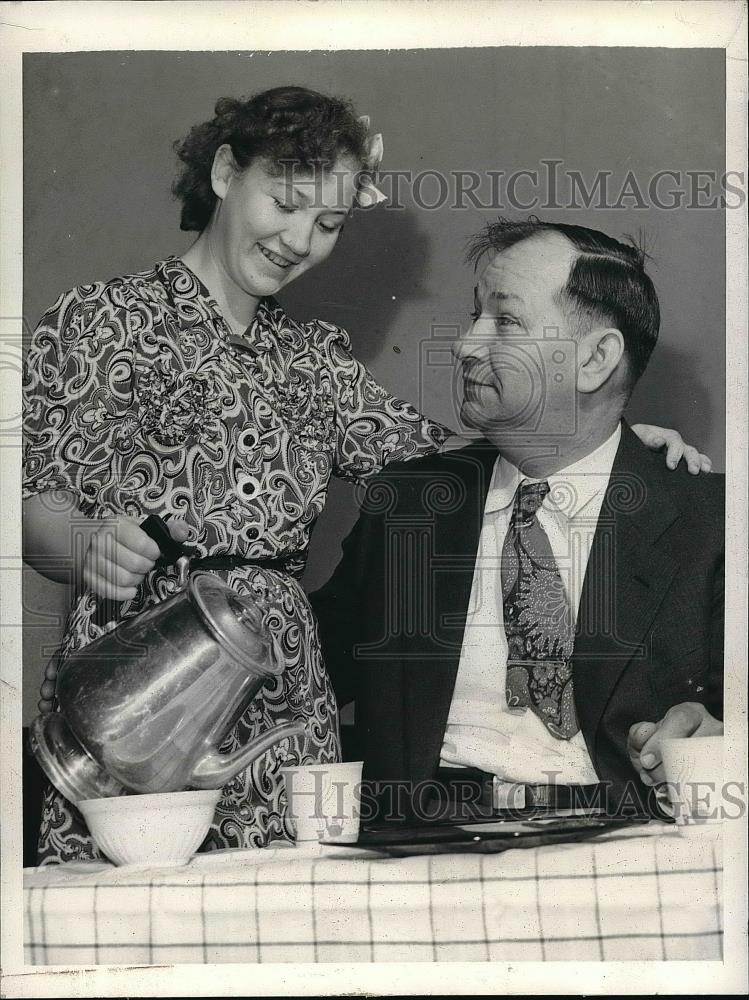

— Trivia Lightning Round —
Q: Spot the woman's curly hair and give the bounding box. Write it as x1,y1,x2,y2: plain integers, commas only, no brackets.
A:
172,86,370,232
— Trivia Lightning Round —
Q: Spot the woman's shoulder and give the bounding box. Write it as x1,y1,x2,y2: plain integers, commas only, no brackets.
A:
263,298,353,356
39,261,174,329
301,315,352,352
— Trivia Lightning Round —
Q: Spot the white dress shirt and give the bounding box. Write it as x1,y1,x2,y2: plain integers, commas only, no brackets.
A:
439,425,622,784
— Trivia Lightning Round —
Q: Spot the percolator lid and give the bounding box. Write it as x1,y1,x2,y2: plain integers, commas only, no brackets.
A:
188,572,284,677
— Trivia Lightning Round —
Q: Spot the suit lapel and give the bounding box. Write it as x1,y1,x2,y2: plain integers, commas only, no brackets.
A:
402,442,498,780
396,426,684,780
573,424,681,754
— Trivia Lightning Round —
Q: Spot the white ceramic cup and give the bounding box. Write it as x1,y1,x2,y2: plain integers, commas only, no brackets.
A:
77,788,222,866
659,735,724,838
281,761,364,844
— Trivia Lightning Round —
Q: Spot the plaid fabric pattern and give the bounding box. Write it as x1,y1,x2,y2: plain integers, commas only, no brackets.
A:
24,824,723,964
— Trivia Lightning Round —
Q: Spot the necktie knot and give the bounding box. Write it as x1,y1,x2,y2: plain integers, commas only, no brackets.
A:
514,480,550,521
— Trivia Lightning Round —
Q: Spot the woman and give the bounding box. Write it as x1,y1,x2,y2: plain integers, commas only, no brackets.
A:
23,86,709,863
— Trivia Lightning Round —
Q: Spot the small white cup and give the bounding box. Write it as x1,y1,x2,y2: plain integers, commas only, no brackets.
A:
281,761,364,844
659,736,724,839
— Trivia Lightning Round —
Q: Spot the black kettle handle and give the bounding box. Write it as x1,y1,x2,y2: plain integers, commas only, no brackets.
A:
91,515,193,629
140,513,193,564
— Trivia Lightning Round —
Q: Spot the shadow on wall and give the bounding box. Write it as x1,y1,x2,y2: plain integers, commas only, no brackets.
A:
292,206,435,594
628,341,718,465
280,205,433,363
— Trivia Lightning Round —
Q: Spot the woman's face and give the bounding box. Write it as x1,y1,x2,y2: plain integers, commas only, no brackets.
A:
209,149,359,300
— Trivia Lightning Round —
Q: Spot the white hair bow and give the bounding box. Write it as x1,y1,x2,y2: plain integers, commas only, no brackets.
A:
356,115,387,208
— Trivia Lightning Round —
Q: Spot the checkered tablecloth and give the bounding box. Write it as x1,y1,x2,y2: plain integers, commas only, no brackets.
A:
24,822,722,964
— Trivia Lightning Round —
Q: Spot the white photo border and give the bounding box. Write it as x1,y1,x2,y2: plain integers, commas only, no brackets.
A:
1,2,746,996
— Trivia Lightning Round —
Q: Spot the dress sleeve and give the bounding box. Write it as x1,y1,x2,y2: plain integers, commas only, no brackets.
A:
310,319,454,483
22,283,134,514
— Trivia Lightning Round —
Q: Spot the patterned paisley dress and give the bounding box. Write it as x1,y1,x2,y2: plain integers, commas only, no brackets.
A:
23,256,451,864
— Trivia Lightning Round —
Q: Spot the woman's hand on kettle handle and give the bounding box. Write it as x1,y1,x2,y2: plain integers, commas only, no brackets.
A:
83,515,191,600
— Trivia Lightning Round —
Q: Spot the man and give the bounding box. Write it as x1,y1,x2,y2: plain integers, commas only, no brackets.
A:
311,219,724,823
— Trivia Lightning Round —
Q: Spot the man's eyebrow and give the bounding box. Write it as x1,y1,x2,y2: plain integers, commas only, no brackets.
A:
476,283,524,305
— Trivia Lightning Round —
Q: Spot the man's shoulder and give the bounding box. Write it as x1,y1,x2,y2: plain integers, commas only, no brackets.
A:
362,440,498,513
615,427,725,525
662,462,724,509
374,439,498,484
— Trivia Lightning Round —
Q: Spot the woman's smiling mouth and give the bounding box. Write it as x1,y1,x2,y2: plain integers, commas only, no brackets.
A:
258,244,295,269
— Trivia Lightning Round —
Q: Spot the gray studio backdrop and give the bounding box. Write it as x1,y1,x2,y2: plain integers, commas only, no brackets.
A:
22,48,726,723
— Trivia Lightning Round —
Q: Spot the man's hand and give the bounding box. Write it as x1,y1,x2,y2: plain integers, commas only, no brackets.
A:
627,703,724,786
631,424,712,474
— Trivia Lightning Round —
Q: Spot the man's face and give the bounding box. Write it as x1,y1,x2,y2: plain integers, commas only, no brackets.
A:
453,232,581,445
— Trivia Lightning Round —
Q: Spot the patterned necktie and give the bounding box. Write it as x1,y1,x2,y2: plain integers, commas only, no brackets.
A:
500,480,579,740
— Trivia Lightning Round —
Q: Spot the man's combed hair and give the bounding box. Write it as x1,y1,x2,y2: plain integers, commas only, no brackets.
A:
467,217,661,384
173,86,370,232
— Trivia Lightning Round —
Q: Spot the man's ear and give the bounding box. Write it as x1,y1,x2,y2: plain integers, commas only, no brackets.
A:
577,327,626,393
211,144,238,201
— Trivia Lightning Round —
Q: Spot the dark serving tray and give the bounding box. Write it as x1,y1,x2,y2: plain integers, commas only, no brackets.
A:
322,814,652,857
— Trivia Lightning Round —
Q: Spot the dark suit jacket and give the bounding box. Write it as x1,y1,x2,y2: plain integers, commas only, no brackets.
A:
311,422,724,812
